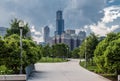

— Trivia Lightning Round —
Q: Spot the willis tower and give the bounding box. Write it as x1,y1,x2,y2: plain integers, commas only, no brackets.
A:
55,10,65,36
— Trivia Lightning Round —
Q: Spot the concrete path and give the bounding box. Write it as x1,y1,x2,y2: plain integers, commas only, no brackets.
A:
27,59,111,81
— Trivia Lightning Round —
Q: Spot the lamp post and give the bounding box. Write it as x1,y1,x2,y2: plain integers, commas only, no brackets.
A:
19,20,24,74
84,39,87,68
67,47,68,60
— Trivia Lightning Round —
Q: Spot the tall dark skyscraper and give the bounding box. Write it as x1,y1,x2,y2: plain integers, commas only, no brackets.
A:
55,10,64,36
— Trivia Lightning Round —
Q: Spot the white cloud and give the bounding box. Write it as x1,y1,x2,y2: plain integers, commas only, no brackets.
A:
85,6,120,36
32,35,43,44
102,6,120,23
89,22,109,36
30,26,36,32
108,0,115,3
30,26,43,43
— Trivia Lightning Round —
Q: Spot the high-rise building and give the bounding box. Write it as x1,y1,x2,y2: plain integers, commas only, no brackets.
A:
51,10,86,50
66,29,75,34
55,10,65,36
43,26,50,42
78,31,86,40
0,27,7,37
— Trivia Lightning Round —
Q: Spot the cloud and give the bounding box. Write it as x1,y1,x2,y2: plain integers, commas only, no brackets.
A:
85,5,120,36
0,0,105,33
108,0,115,3
1,0,119,38
64,0,105,28
30,25,43,43
32,35,43,44
102,6,120,23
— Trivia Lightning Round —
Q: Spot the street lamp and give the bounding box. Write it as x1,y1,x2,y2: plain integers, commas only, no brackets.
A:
84,39,87,68
19,20,24,74
67,47,68,60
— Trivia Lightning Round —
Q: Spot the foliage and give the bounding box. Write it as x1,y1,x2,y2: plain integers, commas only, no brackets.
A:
80,61,98,72
104,38,120,75
94,32,120,75
51,43,69,58
6,18,30,38
79,33,99,62
0,34,41,74
41,44,51,57
71,47,80,58
94,32,118,73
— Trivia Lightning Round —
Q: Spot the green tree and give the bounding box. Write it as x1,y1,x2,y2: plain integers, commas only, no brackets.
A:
104,38,120,75
0,36,7,65
94,32,117,73
0,34,41,74
51,43,68,58
4,34,20,74
6,18,30,38
79,33,98,63
71,47,80,58
41,44,51,57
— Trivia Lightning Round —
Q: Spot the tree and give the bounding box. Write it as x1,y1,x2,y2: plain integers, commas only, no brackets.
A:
41,44,51,57
0,36,7,65
0,34,41,74
6,18,30,38
104,38,120,75
94,32,117,73
51,43,68,58
71,47,80,58
79,33,98,63
4,34,20,73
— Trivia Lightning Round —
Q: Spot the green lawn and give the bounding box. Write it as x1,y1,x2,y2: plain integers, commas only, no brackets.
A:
80,61,98,72
39,57,68,63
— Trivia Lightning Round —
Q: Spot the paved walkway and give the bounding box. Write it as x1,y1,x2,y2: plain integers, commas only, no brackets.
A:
27,59,111,81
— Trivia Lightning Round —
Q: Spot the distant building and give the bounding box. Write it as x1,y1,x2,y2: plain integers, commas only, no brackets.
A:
48,10,86,50
53,30,86,50
55,10,65,36
50,10,87,50
0,27,7,37
43,26,50,43
78,31,86,40
66,29,75,34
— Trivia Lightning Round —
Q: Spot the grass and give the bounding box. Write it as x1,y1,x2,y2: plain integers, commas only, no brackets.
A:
39,57,68,63
80,61,117,81
80,61,98,72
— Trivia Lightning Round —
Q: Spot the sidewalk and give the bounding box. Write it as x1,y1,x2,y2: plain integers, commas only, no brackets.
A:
28,59,111,81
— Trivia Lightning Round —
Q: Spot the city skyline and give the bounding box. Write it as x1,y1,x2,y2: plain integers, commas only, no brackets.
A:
0,0,120,37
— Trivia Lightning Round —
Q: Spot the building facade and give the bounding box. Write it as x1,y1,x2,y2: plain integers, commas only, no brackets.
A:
53,30,86,50
55,10,65,36
43,26,50,43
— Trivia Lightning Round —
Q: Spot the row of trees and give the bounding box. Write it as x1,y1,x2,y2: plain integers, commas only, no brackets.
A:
0,18,70,74
41,43,69,59
79,33,120,75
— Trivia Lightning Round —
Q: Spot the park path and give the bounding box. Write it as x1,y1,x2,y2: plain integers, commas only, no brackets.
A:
27,59,111,81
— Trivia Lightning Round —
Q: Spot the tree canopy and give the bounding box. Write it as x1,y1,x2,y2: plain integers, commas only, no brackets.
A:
6,18,30,38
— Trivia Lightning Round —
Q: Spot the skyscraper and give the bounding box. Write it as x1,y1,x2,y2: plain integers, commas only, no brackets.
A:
43,26,50,42
55,10,64,36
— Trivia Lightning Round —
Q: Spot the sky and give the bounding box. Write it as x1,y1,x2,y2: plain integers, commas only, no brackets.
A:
0,0,120,42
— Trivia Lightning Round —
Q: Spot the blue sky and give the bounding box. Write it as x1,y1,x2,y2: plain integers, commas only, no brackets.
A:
0,0,120,41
